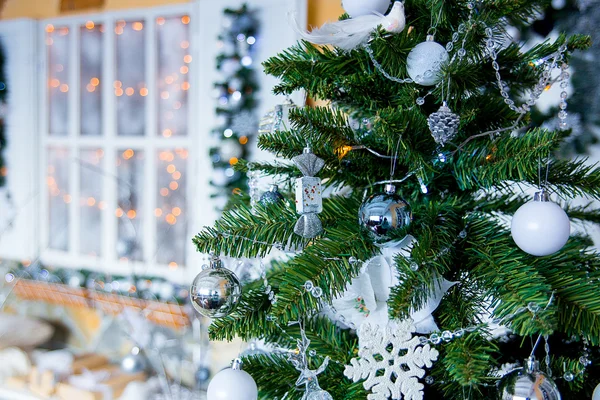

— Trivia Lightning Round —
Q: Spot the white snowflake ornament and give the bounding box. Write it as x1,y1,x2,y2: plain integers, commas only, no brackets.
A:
344,319,438,400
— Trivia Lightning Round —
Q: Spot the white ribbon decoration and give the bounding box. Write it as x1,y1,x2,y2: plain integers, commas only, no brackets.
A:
330,235,457,335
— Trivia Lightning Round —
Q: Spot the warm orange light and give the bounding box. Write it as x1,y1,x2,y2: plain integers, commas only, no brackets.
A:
60,84,69,93
183,55,192,64
117,20,126,27
127,210,137,219
172,207,181,216
159,152,168,161
114,81,122,88
162,129,172,138
160,188,169,197
156,17,165,25
165,214,177,225
115,208,124,217
172,171,181,180
85,21,95,30
140,88,148,96
181,82,190,91
50,79,60,88
123,149,134,160
0,167,5,177
168,262,178,269
60,27,69,35
86,84,95,92
63,194,72,204
115,26,124,35
125,87,134,96
98,201,107,210
165,76,174,85
154,208,163,217
232,187,242,195
161,91,169,100
91,77,100,86
46,176,56,186
46,24,55,33
169,181,179,190
239,136,248,145
132,22,143,31
181,15,190,24
544,84,552,91
115,88,124,96
166,152,175,162
229,157,239,165
167,164,176,173
87,197,96,206
336,145,353,159
177,149,188,159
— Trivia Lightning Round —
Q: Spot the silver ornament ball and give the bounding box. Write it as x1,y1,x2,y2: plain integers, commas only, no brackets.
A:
498,357,561,400
190,256,242,318
120,347,148,374
407,36,449,86
359,184,412,241
259,185,285,206
428,101,460,146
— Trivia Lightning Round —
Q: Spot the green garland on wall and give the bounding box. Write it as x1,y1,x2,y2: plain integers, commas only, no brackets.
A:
209,4,259,205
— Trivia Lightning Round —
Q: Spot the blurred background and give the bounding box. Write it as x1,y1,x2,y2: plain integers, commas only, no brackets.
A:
0,0,596,399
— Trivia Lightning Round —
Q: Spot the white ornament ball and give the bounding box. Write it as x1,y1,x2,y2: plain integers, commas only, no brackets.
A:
207,366,258,400
342,0,390,17
593,383,600,400
511,193,570,257
406,39,449,86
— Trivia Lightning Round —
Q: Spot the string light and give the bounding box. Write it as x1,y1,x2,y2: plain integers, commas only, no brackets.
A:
183,55,192,64
169,181,179,190
180,41,189,49
63,194,72,203
115,87,124,96
172,207,181,216
132,22,143,31
122,149,134,160
50,79,60,88
85,21,95,30
179,66,188,74
87,197,96,206
115,208,124,217
156,17,165,25
162,129,172,138
239,136,248,145
125,87,134,96
90,77,100,86
160,188,169,196
166,214,176,225
46,24,54,33
126,210,136,219
60,84,69,93
168,262,178,269
181,15,190,24
154,208,163,217
172,171,181,180
139,88,148,96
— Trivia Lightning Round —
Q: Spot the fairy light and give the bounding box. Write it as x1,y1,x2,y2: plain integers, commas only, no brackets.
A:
172,171,181,180
166,214,176,225
229,157,238,165
166,164,176,173
87,197,96,206
169,181,179,190
122,149,134,160
181,41,190,49
154,208,163,217
125,87,134,96
160,188,169,196
239,136,248,145
179,66,188,74
162,129,172,138
140,88,148,96
183,55,192,64
127,210,136,219
156,17,165,25
336,145,353,159
85,21,95,30
46,24,54,33
50,79,60,88
60,84,69,93
63,194,72,203
168,262,178,269
132,22,143,31
181,15,190,24
115,87,124,96
172,207,181,216
115,208,124,217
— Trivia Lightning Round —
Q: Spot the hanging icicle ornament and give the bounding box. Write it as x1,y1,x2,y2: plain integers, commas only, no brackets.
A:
259,184,285,206
406,34,449,86
511,191,570,256
190,254,242,318
258,97,297,136
498,356,561,400
427,101,460,146
293,1,405,51
289,324,333,400
359,184,412,242
207,358,258,400
293,147,325,238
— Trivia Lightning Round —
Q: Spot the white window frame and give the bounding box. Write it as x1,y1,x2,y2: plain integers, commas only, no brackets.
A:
38,3,201,282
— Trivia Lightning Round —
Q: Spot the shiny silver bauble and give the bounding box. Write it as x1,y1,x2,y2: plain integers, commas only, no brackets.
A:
498,358,561,400
359,184,412,241
120,347,148,374
190,259,242,318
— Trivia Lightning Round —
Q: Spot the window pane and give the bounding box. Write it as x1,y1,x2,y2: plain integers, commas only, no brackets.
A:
157,15,190,138
116,149,144,261
47,25,70,136
116,20,146,136
80,149,104,256
80,23,103,136
47,147,70,250
156,148,188,266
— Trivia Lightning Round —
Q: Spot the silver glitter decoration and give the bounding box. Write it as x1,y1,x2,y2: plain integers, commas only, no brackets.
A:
259,184,285,206
427,101,460,146
293,148,325,238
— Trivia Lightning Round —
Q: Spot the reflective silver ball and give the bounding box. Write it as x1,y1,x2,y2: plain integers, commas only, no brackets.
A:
498,367,561,400
359,185,412,241
120,347,148,374
190,268,242,318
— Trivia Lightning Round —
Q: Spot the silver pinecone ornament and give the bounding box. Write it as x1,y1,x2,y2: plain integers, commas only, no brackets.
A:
427,101,459,146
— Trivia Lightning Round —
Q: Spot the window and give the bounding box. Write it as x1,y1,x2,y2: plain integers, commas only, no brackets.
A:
40,5,195,277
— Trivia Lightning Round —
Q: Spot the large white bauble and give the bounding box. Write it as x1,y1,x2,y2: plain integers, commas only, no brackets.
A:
220,139,243,160
406,39,449,86
511,196,570,257
593,383,600,400
342,0,390,17
207,367,258,400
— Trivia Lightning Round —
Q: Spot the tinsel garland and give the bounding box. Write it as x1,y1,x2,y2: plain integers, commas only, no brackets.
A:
209,4,259,205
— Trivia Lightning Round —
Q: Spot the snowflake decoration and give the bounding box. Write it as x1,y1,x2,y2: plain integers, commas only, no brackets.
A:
230,110,258,137
344,319,439,400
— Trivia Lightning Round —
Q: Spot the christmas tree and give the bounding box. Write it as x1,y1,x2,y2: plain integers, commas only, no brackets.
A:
192,0,600,399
